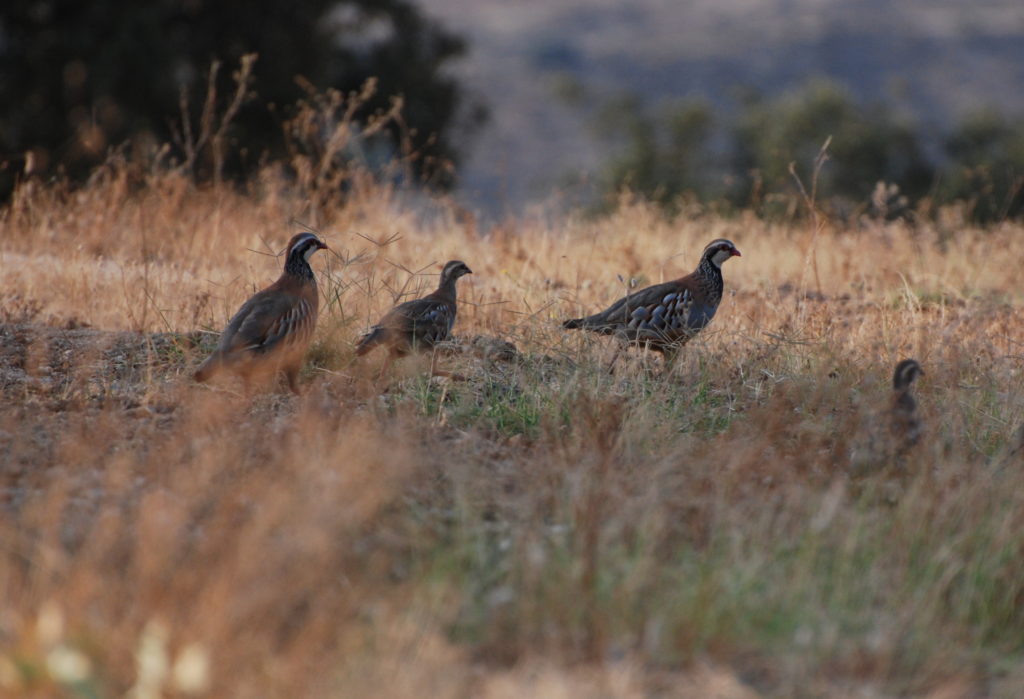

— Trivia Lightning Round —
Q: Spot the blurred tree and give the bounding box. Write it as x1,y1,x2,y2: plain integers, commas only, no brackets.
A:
582,80,941,219
592,94,716,209
942,109,1024,222
0,0,483,195
732,80,933,216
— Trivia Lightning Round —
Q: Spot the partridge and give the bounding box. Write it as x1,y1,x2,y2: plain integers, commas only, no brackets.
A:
850,358,925,475
563,238,741,361
194,232,328,394
356,260,472,363
889,358,924,456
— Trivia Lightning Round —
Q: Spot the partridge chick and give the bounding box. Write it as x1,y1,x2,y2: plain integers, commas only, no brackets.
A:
563,238,741,363
356,260,472,370
194,232,328,394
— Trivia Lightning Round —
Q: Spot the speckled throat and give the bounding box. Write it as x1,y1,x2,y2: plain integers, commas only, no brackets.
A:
285,252,317,283
696,257,724,306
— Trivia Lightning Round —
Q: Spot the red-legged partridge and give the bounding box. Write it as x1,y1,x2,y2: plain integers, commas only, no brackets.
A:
194,232,327,394
356,260,472,365
889,358,924,456
563,238,741,362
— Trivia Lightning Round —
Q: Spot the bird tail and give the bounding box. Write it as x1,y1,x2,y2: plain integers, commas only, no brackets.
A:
562,317,585,330
355,327,384,356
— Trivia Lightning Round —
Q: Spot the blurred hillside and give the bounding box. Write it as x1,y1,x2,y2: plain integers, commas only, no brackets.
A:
417,0,1024,215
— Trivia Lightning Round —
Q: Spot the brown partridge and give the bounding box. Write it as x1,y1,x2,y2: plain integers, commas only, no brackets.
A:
889,358,924,457
356,260,472,364
563,238,741,362
194,232,328,394
850,358,925,475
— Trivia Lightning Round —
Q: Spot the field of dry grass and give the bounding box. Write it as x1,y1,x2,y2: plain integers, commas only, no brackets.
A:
2,169,1024,697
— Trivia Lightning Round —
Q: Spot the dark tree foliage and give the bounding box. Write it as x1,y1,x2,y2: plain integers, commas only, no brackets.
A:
585,79,1024,221
0,0,481,195
731,81,933,216
593,95,715,209
942,110,1024,222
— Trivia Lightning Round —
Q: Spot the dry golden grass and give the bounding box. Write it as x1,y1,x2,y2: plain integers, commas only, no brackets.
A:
2,169,1024,697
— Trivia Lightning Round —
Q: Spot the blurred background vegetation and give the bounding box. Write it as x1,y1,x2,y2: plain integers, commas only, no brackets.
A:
578,79,1024,221
0,0,485,196
1,0,1023,221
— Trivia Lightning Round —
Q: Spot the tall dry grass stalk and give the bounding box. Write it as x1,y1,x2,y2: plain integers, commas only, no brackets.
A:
2,163,1024,696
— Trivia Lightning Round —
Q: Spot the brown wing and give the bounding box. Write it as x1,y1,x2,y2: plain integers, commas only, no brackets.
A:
567,274,712,347
218,289,317,359
395,296,456,346
360,295,455,353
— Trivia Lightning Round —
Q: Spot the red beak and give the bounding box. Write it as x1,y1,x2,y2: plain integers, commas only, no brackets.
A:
732,248,742,257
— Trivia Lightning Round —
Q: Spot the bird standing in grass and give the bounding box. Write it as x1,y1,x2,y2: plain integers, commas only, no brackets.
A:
563,238,741,365
850,358,925,475
194,232,328,394
889,358,924,456
356,260,472,376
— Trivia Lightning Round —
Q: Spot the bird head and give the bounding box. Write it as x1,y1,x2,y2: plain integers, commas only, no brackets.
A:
286,232,329,264
440,260,473,284
702,239,741,268
892,359,924,391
